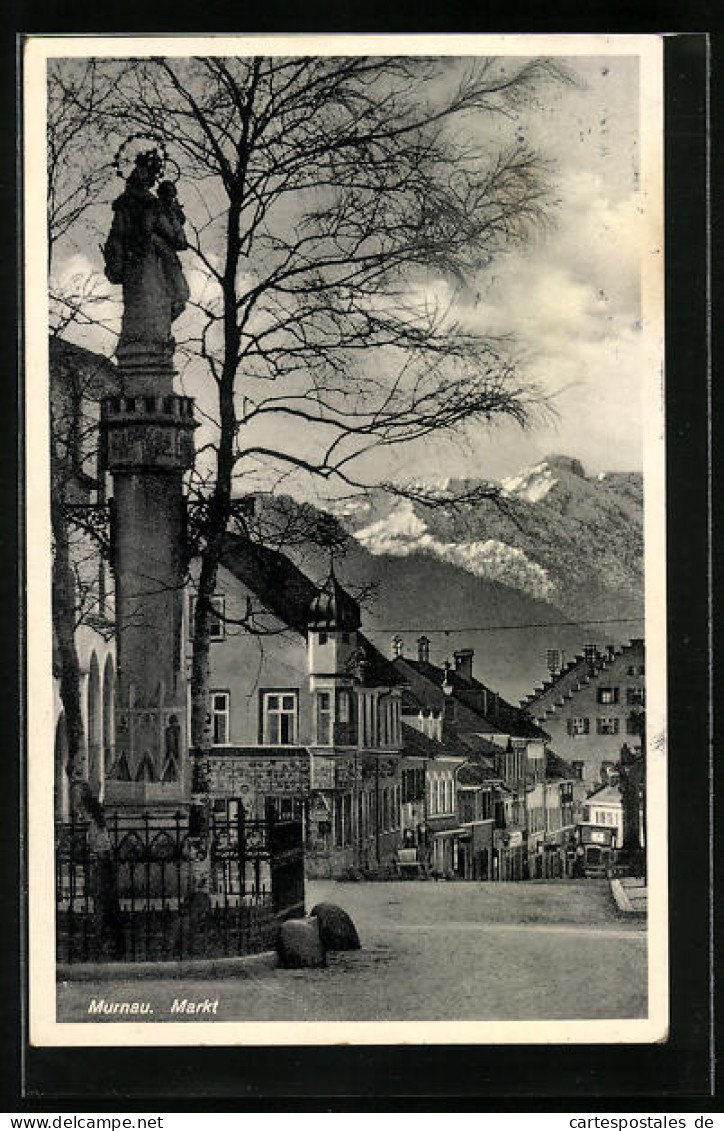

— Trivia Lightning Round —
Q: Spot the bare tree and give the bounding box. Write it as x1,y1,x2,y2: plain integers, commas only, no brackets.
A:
59,54,570,752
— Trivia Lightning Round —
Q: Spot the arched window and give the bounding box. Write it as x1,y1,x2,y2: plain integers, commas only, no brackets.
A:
102,655,115,777
87,652,101,792
54,713,69,822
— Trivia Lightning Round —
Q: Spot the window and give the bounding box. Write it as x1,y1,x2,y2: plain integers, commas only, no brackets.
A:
627,663,645,677
627,713,644,736
263,692,297,745
266,796,303,822
210,691,230,745
597,687,619,705
627,687,645,706
596,717,620,735
359,693,375,747
316,691,333,745
318,631,328,646
572,761,585,780
190,595,226,641
393,699,401,745
338,690,350,724
567,717,590,736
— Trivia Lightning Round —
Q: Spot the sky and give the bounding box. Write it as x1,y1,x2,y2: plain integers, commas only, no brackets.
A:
52,53,647,496
357,55,645,487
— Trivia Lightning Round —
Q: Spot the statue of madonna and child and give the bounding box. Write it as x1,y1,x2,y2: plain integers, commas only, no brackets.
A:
103,144,190,371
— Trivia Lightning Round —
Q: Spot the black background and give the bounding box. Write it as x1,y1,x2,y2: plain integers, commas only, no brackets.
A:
2,17,715,1110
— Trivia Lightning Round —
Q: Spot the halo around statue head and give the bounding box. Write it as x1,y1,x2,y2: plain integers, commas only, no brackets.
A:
113,134,176,183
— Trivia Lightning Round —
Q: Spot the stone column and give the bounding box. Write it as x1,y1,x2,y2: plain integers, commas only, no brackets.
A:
101,378,197,812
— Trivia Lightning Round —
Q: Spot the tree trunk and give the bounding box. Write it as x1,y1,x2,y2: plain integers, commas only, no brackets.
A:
189,193,242,753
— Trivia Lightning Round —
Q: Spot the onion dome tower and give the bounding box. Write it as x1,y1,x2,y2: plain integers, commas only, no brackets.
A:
307,565,362,747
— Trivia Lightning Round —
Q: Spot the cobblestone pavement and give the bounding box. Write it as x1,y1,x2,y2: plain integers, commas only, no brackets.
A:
57,879,647,1023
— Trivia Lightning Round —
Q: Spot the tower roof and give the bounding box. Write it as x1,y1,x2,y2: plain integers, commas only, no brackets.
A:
307,566,361,631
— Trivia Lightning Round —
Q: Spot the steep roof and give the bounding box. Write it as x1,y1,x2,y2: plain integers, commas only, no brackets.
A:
219,533,403,688
50,336,119,399
400,722,464,760
400,724,503,784
395,655,546,740
545,749,578,781
520,638,645,711
454,731,509,758
585,782,623,806
457,760,502,786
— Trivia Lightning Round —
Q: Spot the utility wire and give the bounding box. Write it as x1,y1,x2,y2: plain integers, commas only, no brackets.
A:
364,616,644,635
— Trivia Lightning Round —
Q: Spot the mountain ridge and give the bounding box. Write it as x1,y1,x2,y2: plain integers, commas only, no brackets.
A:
253,455,644,701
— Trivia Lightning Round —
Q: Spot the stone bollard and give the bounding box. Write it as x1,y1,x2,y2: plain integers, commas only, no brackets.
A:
277,915,327,968
309,902,361,951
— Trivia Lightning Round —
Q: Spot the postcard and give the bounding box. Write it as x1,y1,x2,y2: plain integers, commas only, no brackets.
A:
24,33,666,1049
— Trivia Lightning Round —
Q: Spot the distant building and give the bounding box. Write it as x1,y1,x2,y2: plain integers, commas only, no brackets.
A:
393,638,578,880
580,783,624,842
51,338,119,820
520,639,645,790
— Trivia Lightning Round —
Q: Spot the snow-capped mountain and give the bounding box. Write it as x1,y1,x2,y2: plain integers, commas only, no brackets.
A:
334,454,643,619
353,499,555,602
255,454,644,700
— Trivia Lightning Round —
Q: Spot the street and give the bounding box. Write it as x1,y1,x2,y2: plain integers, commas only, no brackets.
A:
57,879,647,1023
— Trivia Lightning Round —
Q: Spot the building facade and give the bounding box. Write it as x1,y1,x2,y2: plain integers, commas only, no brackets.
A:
520,639,645,790
393,638,578,881
190,537,405,878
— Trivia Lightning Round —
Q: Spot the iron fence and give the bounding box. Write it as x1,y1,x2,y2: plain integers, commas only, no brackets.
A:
56,806,304,964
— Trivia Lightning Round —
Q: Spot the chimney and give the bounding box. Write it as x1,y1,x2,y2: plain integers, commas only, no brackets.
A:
453,648,474,683
392,634,403,659
417,635,430,664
